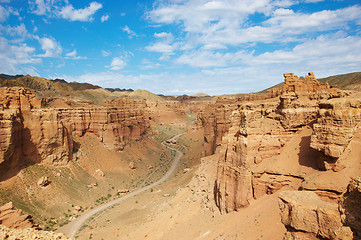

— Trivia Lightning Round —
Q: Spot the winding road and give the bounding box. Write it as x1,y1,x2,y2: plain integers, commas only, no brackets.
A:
61,133,185,237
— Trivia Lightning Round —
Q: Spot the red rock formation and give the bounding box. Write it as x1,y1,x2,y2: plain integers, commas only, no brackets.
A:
0,87,150,178
213,72,352,213
311,98,361,160
0,202,39,229
282,72,330,94
278,191,353,240
339,177,361,238
214,100,295,212
196,89,283,156
278,72,337,130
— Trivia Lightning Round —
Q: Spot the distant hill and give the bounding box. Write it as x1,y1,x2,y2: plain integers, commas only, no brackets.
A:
0,74,127,105
0,74,25,80
105,88,134,92
192,93,209,97
318,72,361,90
0,74,102,92
129,89,166,101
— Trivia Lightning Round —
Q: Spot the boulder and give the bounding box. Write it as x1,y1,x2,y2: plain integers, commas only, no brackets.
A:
94,169,104,178
37,176,50,187
117,189,130,194
278,191,351,239
129,162,136,169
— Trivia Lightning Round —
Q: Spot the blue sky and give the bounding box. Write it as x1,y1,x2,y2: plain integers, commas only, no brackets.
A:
0,0,360,95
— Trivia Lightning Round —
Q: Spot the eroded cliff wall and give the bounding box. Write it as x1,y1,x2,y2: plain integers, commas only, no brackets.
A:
0,87,150,179
213,72,361,213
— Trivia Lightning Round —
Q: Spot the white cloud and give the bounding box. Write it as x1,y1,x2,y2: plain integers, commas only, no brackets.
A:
108,56,126,70
141,58,161,69
148,1,361,49
101,50,111,57
177,50,232,68
154,32,173,39
146,32,178,57
29,0,50,15
122,25,136,38
35,36,62,57
65,49,86,59
56,33,361,95
28,0,65,16
0,5,10,22
0,36,41,74
250,35,361,69
101,14,109,22
145,42,177,53
60,2,102,22
0,5,17,22
5,23,30,39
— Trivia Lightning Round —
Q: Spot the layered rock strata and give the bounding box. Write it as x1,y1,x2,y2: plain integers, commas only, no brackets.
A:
311,98,361,160
339,177,361,238
197,88,282,155
278,191,352,240
213,72,358,213
0,202,39,229
0,87,150,177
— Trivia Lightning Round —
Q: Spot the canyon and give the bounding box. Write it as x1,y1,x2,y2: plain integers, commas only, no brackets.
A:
0,72,360,239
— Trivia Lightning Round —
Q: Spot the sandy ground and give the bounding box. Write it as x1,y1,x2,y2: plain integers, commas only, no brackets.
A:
76,154,286,240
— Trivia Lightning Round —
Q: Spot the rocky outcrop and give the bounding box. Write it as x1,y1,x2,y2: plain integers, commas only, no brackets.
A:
0,202,39,229
37,176,50,187
339,177,361,238
197,89,282,156
214,101,294,212
278,191,352,240
280,176,361,240
0,87,150,178
213,72,353,213
311,98,361,160
278,72,335,130
0,225,72,240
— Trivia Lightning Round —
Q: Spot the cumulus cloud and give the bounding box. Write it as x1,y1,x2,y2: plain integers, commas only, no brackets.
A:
28,0,65,16
101,14,109,22
0,5,18,22
35,35,62,57
154,32,173,39
0,5,10,22
65,49,86,59
5,23,30,39
146,42,177,54
108,56,126,70
147,1,361,50
146,32,178,58
0,36,41,74
59,2,102,21
122,26,137,38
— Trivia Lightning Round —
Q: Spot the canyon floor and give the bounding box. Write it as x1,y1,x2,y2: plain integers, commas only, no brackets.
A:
71,158,286,240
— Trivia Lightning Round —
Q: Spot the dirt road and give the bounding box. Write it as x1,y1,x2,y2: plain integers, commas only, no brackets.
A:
61,133,185,237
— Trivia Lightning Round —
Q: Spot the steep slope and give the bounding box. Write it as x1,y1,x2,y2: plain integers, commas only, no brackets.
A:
318,72,361,90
